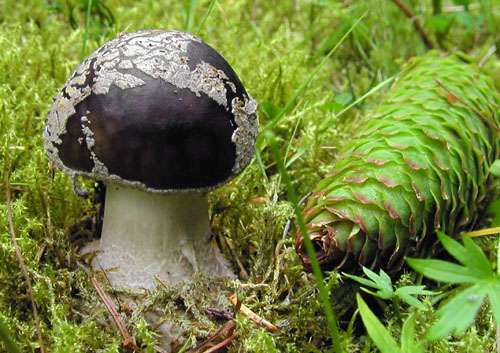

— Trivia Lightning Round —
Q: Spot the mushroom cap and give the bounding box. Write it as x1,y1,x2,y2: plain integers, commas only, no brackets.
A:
44,29,258,193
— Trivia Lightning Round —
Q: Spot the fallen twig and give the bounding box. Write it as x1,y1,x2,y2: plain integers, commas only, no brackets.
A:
185,320,236,353
154,345,169,353
390,0,434,49
154,274,170,290
91,277,143,352
6,182,46,353
463,226,500,238
229,295,278,332
202,334,238,353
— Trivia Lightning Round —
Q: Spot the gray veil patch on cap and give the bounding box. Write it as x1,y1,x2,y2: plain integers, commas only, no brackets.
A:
231,94,258,176
44,29,259,193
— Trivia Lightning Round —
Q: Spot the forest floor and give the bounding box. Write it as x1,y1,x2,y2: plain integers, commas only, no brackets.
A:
1,0,500,352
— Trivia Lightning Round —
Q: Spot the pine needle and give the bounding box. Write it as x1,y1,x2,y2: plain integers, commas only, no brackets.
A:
463,227,500,237
91,277,142,352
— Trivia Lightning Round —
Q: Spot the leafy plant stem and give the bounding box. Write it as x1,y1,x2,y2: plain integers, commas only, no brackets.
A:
393,296,402,321
81,0,93,61
408,232,500,340
415,270,424,286
265,131,344,353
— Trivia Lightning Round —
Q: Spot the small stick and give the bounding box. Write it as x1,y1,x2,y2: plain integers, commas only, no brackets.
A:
154,274,170,290
96,259,127,312
91,277,142,352
390,0,434,49
229,295,278,332
185,320,236,353
202,334,238,353
6,183,46,353
433,77,500,132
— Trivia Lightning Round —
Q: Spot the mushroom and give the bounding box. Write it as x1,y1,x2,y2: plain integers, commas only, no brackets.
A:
44,29,258,290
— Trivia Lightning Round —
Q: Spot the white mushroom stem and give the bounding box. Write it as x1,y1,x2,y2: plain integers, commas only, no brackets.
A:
87,185,234,290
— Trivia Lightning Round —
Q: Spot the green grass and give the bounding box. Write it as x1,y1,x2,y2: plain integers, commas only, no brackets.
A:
1,0,500,352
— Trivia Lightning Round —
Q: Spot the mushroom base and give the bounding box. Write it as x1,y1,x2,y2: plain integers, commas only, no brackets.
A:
82,185,235,290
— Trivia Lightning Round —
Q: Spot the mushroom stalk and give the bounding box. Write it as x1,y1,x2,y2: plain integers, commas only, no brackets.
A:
90,185,234,289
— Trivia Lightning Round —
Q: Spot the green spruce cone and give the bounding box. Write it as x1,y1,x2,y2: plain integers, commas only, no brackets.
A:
296,52,500,272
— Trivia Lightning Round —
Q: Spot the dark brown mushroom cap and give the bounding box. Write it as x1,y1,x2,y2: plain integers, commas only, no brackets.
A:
44,29,258,193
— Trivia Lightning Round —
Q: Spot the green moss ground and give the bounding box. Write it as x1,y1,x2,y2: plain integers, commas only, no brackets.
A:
1,0,500,352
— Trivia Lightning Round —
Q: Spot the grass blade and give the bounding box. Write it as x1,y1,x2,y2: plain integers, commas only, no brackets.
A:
335,74,397,119
195,0,217,36
265,130,344,353
257,12,367,147
356,294,401,353
81,0,93,61
185,0,198,33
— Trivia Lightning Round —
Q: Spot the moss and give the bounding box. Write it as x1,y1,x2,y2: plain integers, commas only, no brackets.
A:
1,0,500,352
